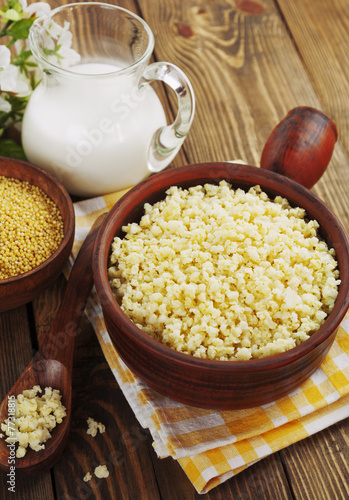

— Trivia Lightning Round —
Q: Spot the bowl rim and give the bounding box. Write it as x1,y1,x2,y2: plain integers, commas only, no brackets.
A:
93,162,349,372
0,156,75,283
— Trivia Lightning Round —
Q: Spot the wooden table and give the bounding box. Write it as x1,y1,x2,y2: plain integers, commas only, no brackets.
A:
1,0,349,498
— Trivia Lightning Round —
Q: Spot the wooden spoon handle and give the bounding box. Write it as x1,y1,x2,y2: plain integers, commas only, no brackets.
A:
38,213,106,369
260,106,338,188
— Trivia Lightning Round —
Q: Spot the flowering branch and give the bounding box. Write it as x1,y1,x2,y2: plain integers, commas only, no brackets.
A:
0,0,50,158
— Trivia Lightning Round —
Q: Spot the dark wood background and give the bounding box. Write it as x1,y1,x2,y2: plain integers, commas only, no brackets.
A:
1,0,349,498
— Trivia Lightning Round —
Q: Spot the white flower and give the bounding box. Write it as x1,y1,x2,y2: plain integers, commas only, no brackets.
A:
0,96,11,113
58,22,74,47
25,2,51,18
0,46,11,69
42,19,81,68
0,64,30,95
0,45,30,96
43,18,65,39
18,0,28,11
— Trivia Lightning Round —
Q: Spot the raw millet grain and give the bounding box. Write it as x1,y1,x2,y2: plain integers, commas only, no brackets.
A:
0,175,64,279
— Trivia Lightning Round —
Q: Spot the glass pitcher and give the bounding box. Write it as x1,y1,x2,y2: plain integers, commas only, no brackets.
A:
22,2,195,197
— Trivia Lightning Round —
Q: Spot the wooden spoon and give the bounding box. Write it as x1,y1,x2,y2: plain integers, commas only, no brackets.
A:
260,106,338,188
0,213,106,474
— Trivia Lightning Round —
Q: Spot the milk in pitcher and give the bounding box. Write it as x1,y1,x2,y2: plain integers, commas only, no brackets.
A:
22,62,167,197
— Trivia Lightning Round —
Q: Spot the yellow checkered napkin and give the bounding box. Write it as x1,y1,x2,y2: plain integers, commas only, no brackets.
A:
72,190,349,494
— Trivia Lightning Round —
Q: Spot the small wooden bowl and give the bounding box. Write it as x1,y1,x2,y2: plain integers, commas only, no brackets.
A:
0,157,75,312
93,163,349,409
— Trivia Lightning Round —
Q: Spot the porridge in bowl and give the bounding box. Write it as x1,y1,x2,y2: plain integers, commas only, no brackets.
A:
108,181,340,361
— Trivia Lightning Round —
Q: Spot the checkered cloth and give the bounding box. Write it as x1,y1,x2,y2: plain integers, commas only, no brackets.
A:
71,188,349,494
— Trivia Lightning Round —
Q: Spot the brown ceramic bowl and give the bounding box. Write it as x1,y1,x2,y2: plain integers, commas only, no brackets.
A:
92,163,349,409
0,157,75,312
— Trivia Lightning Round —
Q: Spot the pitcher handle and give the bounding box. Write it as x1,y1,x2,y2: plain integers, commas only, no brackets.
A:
140,62,195,173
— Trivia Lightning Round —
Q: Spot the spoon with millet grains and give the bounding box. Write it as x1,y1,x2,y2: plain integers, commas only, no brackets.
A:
0,213,106,474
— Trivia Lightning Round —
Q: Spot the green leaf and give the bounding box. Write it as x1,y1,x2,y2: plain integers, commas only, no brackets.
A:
0,138,27,160
7,18,34,40
12,1,24,14
11,48,31,63
43,44,62,57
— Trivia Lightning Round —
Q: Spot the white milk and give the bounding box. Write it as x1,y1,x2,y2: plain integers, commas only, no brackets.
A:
22,62,167,197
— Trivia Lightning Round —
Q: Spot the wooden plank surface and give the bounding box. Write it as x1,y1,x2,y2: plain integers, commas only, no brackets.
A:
0,0,348,498
281,420,349,499
276,0,349,156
